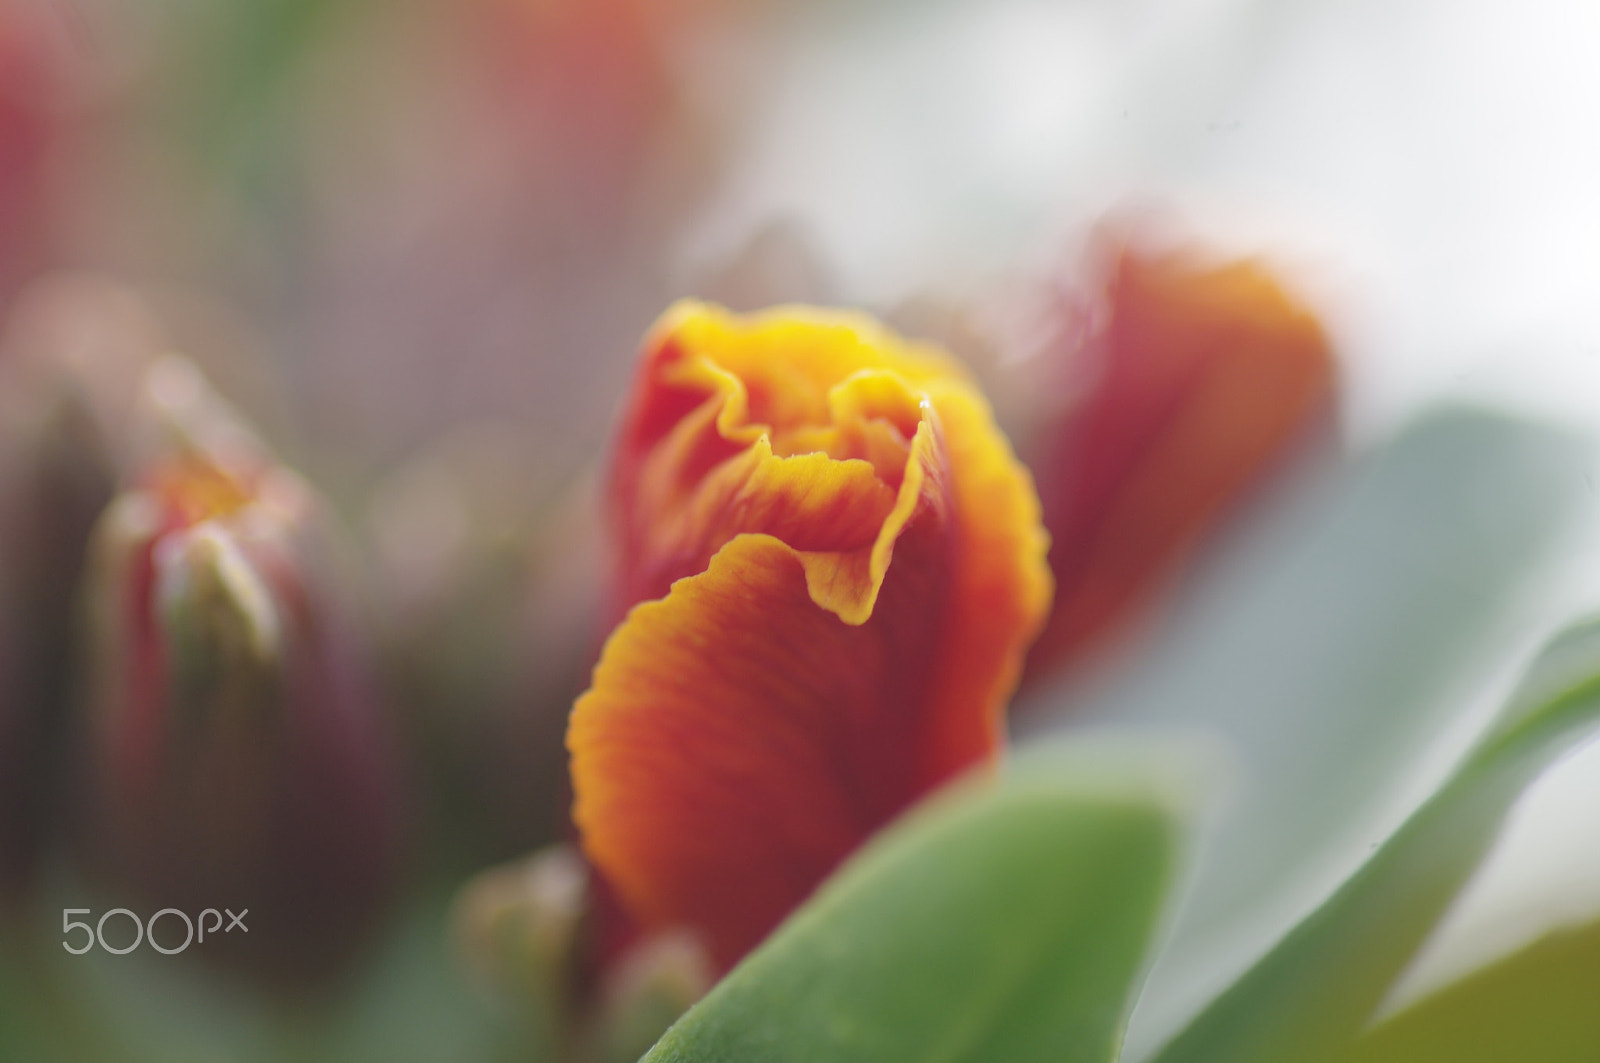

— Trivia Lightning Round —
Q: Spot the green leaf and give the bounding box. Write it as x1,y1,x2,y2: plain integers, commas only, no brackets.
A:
640,746,1187,1063
1338,915,1600,1063
0,890,515,1063
1148,615,1600,1063
1024,407,1591,1056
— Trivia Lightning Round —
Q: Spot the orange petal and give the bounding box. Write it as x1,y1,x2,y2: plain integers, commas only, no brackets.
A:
572,302,1051,969
609,303,985,616
1025,236,1335,678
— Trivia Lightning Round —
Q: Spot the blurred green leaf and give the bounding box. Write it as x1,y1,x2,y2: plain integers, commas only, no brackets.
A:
1027,407,1593,1054
311,895,517,1063
0,929,96,1062
0,891,516,1063
1148,615,1600,1063
1338,915,1600,1063
640,745,1186,1063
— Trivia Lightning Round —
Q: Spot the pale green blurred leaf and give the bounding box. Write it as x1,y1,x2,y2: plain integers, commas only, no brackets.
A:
0,929,115,1062
641,747,1187,1063
1338,915,1600,1063
1026,407,1593,1055
1148,614,1600,1063
311,896,517,1063
0,891,517,1063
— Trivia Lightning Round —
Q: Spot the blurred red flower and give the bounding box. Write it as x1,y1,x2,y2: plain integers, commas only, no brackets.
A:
1023,232,1337,679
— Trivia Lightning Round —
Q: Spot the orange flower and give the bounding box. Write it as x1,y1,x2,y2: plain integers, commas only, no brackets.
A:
568,301,1052,970
1023,235,1336,678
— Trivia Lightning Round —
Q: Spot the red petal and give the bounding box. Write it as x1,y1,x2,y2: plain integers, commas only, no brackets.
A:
1025,238,1335,677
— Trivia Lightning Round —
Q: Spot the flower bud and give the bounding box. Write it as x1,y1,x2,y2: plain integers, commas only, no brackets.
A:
569,301,1051,972
453,845,590,1051
0,276,164,897
1020,226,1336,679
78,359,401,983
589,930,712,1063
452,844,712,1062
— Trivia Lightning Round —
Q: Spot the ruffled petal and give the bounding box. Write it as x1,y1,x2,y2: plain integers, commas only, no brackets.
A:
571,302,1051,969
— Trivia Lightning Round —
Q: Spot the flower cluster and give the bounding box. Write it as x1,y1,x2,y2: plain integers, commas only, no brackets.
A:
559,228,1337,985
4,4,1591,1063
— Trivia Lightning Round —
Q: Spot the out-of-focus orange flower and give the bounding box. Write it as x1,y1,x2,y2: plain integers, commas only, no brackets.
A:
568,301,1052,971
1023,232,1336,680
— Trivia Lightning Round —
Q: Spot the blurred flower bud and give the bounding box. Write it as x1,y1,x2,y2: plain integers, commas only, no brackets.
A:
0,275,164,898
78,357,401,983
452,844,711,1062
453,845,590,1052
1019,225,1337,680
589,930,712,1063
